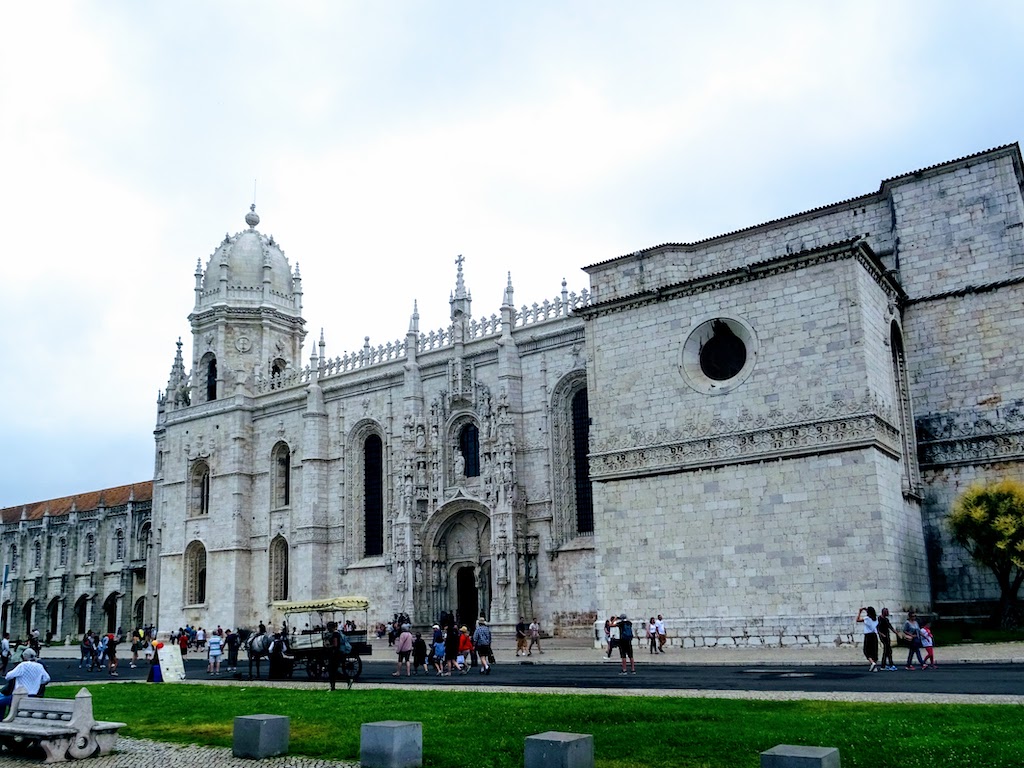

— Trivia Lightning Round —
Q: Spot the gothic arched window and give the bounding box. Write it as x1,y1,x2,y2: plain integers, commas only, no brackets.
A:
551,373,594,547
269,535,289,601
191,461,211,516
138,523,151,558
200,352,218,402
32,541,41,570
58,538,67,567
272,442,291,508
458,423,481,477
364,434,384,557
184,540,207,605
890,322,921,496
84,534,96,564
9,545,17,573
115,529,125,561
571,389,594,534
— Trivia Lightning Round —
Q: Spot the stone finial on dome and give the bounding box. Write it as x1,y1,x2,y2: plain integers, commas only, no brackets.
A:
245,203,260,229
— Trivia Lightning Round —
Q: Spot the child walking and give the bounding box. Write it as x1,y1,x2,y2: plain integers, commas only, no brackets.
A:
920,622,936,668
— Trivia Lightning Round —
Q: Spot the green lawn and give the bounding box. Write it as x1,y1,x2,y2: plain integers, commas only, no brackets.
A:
47,683,1022,767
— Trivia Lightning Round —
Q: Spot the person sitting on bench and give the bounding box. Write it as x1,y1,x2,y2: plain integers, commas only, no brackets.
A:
0,648,50,721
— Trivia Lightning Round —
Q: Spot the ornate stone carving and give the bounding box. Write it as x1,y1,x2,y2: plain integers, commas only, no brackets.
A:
917,399,1024,467
590,395,901,479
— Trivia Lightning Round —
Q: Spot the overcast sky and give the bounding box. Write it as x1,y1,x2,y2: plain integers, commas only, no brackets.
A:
1,1,1022,507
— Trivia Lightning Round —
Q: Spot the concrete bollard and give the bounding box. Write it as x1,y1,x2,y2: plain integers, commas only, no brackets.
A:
360,720,423,768
525,731,594,768
232,714,290,759
761,744,840,768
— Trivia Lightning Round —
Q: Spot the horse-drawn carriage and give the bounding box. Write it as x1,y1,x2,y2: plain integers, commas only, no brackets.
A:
270,596,373,681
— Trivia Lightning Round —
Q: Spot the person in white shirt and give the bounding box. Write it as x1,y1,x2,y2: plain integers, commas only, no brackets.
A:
655,615,667,653
856,606,880,672
0,648,51,720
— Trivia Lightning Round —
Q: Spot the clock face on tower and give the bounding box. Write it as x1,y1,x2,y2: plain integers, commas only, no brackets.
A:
235,336,252,353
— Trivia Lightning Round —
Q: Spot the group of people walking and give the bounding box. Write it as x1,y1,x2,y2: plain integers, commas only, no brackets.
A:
857,607,936,671
391,616,494,677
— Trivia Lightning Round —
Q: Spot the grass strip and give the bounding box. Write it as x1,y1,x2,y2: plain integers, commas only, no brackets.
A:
48,683,1022,767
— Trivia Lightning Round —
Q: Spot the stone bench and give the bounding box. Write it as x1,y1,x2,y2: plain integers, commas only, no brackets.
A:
233,714,290,759
761,744,841,767
360,720,422,768
0,687,125,763
525,731,594,768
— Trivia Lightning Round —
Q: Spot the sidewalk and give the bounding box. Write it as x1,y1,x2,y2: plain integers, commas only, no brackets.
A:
37,635,1024,666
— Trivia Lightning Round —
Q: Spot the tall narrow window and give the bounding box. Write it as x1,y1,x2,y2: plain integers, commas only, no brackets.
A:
272,443,291,508
269,536,289,601
200,352,218,402
191,462,211,516
185,540,207,604
138,523,151,558
84,534,96,564
32,541,41,570
571,389,594,534
459,423,481,477
891,322,921,495
59,538,67,567
364,435,384,557
9,545,18,573
115,529,125,561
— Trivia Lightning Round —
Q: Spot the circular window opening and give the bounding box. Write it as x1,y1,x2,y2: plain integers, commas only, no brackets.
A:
699,319,746,380
680,316,758,395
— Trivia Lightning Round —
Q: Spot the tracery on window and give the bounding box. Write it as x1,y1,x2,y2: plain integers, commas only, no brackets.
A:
190,461,211,516
184,540,207,605
551,372,593,547
58,538,67,567
272,442,291,508
9,544,18,573
32,541,41,570
269,535,289,601
115,529,125,561
84,534,96,564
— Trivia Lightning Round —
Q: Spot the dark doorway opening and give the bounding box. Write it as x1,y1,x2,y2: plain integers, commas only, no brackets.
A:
456,566,478,631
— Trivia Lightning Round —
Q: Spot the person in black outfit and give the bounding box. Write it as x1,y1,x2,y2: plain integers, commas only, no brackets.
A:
877,607,896,671
327,622,351,690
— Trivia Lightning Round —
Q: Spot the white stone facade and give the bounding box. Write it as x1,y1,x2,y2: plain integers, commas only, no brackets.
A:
31,141,1003,646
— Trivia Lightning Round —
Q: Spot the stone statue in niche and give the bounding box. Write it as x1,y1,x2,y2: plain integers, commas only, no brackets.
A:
497,552,508,584
416,426,426,450
454,452,465,477
396,561,406,591
415,560,423,585
528,556,538,586
517,553,526,584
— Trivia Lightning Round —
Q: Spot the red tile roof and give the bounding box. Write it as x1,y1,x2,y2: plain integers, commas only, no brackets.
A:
0,482,153,524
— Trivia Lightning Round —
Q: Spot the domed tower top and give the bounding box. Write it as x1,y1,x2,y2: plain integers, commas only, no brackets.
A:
193,205,302,315
187,205,306,404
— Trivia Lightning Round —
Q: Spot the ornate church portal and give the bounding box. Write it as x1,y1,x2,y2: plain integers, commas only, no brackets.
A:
425,504,491,628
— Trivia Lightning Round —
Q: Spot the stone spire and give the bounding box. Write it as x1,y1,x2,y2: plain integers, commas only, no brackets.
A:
449,255,472,320
164,338,190,408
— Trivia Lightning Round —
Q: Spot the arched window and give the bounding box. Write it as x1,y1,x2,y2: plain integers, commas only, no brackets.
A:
364,434,384,557
551,373,594,547
9,545,18,573
269,536,289,601
272,443,291,508
58,538,67,567
138,523,151,558
571,389,594,534
200,352,218,402
890,322,921,496
184,540,207,605
191,461,211,516
458,423,481,477
32,541,41,570
84,533,96,564
115,529,125,561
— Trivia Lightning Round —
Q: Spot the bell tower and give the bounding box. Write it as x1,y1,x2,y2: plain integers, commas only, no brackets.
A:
188,205,306,402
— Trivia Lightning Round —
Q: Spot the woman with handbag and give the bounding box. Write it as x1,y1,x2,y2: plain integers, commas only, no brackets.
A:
903,611,925,669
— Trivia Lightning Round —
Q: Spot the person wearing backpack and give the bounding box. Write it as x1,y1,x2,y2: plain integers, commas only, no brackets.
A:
618,613,636,675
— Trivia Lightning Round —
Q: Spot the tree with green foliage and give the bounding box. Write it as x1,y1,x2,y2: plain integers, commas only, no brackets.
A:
949,479,1024,628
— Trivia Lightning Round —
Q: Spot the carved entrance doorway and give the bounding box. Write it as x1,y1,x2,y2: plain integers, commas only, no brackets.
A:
456,566,479,630
424,502,492,626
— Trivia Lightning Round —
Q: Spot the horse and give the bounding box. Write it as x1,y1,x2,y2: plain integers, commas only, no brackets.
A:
245,632,273,679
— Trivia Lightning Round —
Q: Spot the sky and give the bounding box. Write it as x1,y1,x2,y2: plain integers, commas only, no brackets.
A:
1,1,1022,507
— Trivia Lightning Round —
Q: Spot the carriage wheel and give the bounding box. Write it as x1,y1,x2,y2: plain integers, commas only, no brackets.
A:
305,658,325,680
342,656,362,680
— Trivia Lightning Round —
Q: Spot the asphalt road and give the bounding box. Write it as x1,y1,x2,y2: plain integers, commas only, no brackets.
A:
41,656,1024,697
